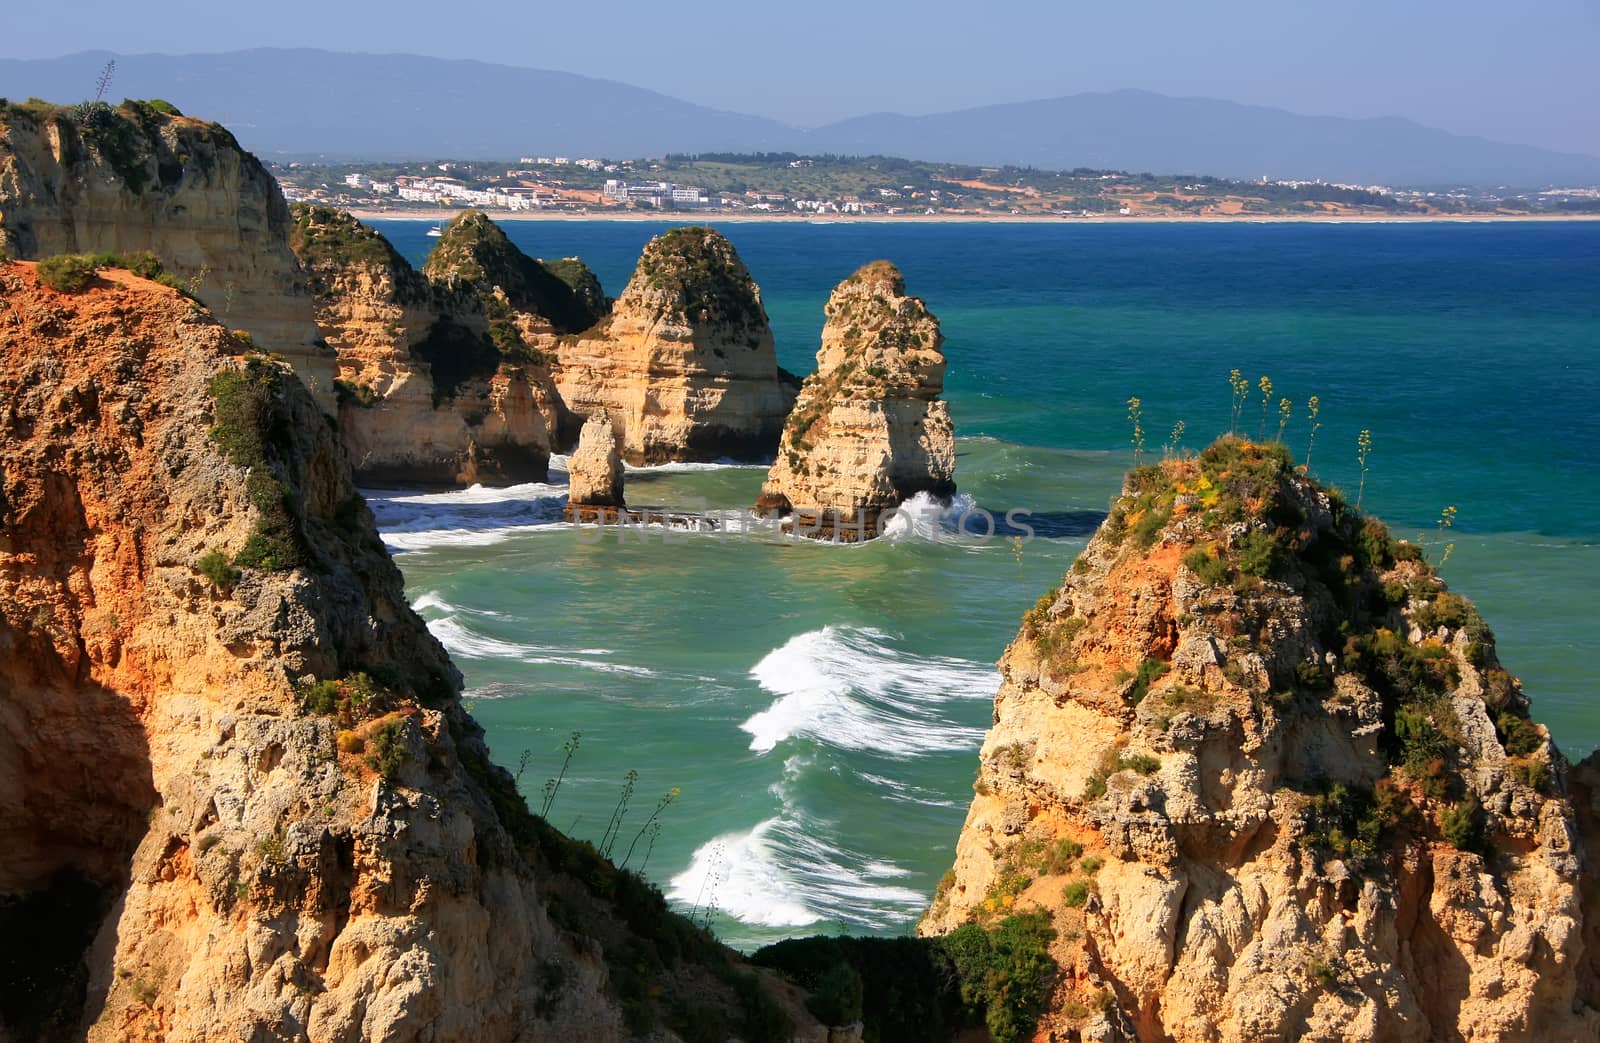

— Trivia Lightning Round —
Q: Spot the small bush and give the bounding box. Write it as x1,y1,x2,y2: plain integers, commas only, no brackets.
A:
943,911,1058,1043
1079,856,1104,875
195,549,239,590
1127,657,1171,705
1182,543,1229,586
35,254,101,293
364,719,408,783
1496,711,1541,756
1440,797,1487,854
806,962,863,1026
1062,880,1091,907
1121,753,1161,776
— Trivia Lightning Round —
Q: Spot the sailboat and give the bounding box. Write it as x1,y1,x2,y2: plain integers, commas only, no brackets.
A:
426,221,444,237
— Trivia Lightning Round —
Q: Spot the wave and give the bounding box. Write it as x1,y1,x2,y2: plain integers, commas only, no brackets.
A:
625,458,768,473
666,760,928,931
364,482,568,551
422,615,657,677
740,625,997,757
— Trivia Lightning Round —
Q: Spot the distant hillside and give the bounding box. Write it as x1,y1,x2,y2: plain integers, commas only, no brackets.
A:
3,50,1598,186
809,90,1600,187
0,49,794,160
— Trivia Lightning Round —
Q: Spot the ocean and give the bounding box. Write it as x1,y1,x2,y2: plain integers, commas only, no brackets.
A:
367,219,1599,949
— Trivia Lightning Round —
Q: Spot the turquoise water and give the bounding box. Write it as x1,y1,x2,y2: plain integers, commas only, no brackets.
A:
371,220,1599,948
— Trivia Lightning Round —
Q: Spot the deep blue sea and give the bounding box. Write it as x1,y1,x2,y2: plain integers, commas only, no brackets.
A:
368,219,1600,948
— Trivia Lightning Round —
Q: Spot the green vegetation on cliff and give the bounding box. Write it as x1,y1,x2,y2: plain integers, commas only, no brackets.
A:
632,226,766,329
423,209,604,333
289,203,406,271
1028,434,1549,868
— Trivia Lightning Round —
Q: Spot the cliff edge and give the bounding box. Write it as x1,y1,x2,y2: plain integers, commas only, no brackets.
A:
0,260,812,1042
922,438,1600,1042
0,98,334,411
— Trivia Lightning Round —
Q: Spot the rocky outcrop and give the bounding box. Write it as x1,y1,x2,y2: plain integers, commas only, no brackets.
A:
554,226,795,464
564,410,625,521
756,262,954,538
0,99,335,411
921,437,1600,1042
0,261,817,1042
291,205,565,486
421,209,607,343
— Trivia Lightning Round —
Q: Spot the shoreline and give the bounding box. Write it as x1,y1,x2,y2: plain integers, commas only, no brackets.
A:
340,206,1600,226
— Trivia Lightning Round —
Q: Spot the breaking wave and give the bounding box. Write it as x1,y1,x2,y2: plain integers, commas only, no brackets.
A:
740,625,998,756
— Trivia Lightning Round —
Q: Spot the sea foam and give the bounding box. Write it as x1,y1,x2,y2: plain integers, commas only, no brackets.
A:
740,625,998,756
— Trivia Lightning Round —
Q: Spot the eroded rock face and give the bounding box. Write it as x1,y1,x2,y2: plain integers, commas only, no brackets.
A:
554,226,795,464
756,262,954,538
565,409,625,515
921,438,1600,1042
0,262,816,1042
291,205,562,486
0,100,335,411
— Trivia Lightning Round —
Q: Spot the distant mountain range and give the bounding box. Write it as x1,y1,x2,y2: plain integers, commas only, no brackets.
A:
3,49,1598,186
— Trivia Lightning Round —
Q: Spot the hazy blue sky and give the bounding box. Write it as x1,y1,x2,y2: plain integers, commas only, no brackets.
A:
6,0,1597,155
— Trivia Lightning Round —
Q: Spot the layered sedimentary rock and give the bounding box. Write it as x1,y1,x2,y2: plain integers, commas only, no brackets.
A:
292,205,570,485
0,261,816,1042
756,261,954,538
0,99,334,410
554,226,795,464
921,437,1600,1042
564,409,626,521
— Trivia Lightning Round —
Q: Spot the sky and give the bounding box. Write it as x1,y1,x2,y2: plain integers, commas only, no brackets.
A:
4,0,1597,156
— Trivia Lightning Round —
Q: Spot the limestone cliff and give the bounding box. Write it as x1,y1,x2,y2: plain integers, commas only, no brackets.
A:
0,98,334,411
291,205,561,486
756,262,954,538
564,410,625,521
922,438,1600,1042
0,261,815,1042
555,226,795,464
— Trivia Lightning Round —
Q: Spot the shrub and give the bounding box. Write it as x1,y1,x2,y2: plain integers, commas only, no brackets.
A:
35,254,101,293
942,911,1058,1043
1079,856,1104,875
195,549,239,590
1127,657,1171,705
1440,797,1487,854
1235,529,1284,579
1121,753,1161,776
806,962,863,1026
1062,880,1091,907
364,719,408,783
1182,543,1228,586
1496,711,1541,756
1039,838,1082,876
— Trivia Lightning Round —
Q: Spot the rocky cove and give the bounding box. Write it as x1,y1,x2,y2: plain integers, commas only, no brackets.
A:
1,98,1599,1043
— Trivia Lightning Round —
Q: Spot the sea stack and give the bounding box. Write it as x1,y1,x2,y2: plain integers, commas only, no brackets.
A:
920,437,1600,1041
0,259,817,1041
292,205,575,486
564,409,626,520
554,226,795,464
0,99,336,411
756,261,955,539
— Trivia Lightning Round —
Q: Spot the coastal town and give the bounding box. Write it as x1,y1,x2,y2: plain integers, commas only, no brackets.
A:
273,153,1600,221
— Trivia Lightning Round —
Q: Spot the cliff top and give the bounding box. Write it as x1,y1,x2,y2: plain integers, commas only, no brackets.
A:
0,98,250,196
289,202,412,274
620,225,767,329
421,208,603,333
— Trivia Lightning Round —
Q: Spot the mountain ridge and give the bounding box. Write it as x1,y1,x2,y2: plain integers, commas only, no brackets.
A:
2,48,1598,185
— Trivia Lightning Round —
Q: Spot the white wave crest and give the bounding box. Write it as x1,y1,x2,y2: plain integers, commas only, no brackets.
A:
666,777,927,931
740,625,998,756
363,482,568,552
424,616,656,677
878,491,996,545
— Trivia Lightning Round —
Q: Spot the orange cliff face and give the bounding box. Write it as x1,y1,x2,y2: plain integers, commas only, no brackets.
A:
0,262,818,1042
920,439,1600,1042
0,100,335,412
